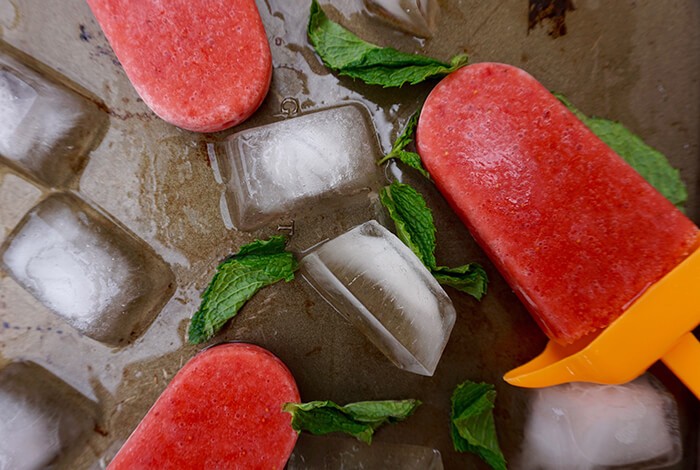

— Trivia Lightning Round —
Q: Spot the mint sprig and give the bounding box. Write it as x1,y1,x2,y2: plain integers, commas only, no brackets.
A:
380,180,436,267
378,107,431,178
187,236,298,344
283,399,421,444
380,182,488,300
450,380,506,470
555,93,687,209
432,265,489,302
308,0,468,88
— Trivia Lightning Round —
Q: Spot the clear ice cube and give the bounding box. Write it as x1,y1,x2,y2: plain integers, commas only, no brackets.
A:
300,220,456,376
0,49,107,187
519,374,682,470
0,361,98,470
287,434,444,469
0,192,175,345
212,103,381,231
364,0,438,38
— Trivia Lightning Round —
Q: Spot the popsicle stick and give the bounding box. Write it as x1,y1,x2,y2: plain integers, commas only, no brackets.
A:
505,247,700,394
503,336,593,383
661,332,700,399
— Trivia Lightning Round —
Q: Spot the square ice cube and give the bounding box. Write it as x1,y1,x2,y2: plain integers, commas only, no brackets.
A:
0,361,99,470
300,220,456,376
0,69,37,137
0,192,175,345
212,103,382,231
0,50,107,187
519,374,682,470
287,434,444,469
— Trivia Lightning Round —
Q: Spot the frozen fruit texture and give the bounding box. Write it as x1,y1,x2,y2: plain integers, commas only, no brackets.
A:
417,62,698,344
108,343,300,469
86,0,272,132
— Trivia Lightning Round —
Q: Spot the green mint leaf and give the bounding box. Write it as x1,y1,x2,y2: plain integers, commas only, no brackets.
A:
380,182,437,268
378,108,431,178
380,182,489,300
555,93,687,209
187,236,298,344
392,106,421,153
283,399,420,444
450,380,507,470
393,150,431,178
432,264,488,300
341,400,422,423
308,0,468,87
236,235,290,257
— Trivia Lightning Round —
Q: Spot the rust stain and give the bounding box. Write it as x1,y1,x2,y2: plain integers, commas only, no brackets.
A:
528,0,575,38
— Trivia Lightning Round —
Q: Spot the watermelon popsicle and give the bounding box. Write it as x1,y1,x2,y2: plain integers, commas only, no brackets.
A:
86,0,272,132
108,343,300,469
416,63,700,390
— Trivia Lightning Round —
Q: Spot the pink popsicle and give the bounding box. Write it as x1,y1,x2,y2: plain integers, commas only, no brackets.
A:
416,63,698,345
108,343,300,469
87,0,272,132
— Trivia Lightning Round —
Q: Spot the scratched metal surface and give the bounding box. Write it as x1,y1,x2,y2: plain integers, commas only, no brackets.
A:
0,0,698,468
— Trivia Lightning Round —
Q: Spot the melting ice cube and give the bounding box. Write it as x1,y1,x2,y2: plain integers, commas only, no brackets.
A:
287,434,444,469
0,50,107,187
300,220,456,376
212,103,381,231
519,374,682,470
0,192,174,345
0,69,37,138
364,0,438,38
0,361,98,470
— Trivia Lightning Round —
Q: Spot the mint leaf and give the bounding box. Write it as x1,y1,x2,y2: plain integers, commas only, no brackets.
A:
450,381,506,470
283,399,421,444
380,182,488,300
432,264,489,301
308,0,468,87
555,93,687,209
378,107,430,178
380,182,437,268
187,236,298,344
392,106,421,152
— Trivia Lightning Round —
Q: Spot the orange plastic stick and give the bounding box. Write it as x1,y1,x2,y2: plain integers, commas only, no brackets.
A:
505,247,700,398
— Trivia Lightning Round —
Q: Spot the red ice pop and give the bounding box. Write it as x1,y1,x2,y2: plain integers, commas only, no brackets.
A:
108,343,300,469
86,0,272,132
416,63,698,345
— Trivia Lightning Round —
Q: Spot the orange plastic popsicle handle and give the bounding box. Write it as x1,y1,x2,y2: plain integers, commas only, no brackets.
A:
661,332,700,398
504,247,700,398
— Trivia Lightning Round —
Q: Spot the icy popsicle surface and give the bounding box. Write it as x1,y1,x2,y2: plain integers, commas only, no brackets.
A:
86,0,271,132
108,343,300,469
416,63,698,344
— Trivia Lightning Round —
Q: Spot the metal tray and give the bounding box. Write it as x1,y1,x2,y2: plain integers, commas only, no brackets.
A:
0,0,698,468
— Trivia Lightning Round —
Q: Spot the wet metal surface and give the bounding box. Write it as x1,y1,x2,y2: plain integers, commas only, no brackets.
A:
0,0,698,468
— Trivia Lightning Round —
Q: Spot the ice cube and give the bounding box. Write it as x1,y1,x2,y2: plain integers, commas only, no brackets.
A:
0,361,98,470
0,49,107,187
519,374,682,470
0,69,36,137
212,103,381,231
287,434,444,469
0,192,175,345
300,220,456,376
364,0,438,38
